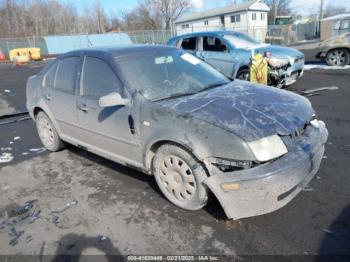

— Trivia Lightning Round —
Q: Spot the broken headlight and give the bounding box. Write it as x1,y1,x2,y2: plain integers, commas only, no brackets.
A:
208,157,254,172
247,135,288,162
268,58,290,68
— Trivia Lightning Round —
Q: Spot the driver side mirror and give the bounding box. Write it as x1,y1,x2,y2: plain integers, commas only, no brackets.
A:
99,92,131,108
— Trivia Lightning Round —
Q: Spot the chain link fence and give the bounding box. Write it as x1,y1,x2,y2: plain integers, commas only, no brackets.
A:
0,23,318,59
266,22,319,45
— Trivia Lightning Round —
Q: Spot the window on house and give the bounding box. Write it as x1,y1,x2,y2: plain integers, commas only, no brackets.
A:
252,13,257,21
202,36,227,52
236,14,241,22
204,20,209,26
261,13,265,20
231,15,240,23
181,37,197,50
220,16,225,25
181,24,190,29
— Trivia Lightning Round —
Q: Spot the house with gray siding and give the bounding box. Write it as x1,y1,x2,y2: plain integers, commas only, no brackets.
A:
175,0,270,42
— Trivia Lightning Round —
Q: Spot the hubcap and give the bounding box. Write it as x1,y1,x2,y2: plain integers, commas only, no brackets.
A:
159,155,196,202
238,72,249,81
328,50,346,65
38,117,54,148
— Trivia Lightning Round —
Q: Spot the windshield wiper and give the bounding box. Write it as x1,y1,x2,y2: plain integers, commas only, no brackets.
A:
153,92,196,102
198,81,228,93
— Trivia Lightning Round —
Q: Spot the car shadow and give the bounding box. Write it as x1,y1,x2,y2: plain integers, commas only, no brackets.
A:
65,145,227,221
316,204,350,260
50,233,124,262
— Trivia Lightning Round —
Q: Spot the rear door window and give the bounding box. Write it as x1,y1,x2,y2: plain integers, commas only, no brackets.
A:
81,56,123,99
55,57,79,93
181,37,197,50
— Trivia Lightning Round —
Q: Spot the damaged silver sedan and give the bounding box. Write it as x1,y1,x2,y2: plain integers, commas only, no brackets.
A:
26,46,328,219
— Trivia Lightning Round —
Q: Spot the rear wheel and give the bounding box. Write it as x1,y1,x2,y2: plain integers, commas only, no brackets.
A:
36,111,65,152
326,49,349,66
152,144,209,210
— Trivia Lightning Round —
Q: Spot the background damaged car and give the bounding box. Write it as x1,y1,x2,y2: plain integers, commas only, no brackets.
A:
26,46,328,220
168,31,305,88
316,32,350,66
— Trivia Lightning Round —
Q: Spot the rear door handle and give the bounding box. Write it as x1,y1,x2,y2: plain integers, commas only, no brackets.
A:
45,94,51,101
78,103,88,112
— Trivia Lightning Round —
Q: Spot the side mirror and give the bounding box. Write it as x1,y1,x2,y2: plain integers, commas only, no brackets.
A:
99,92,131,108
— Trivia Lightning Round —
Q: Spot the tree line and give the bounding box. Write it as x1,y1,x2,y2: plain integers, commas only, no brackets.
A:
0,0,192,38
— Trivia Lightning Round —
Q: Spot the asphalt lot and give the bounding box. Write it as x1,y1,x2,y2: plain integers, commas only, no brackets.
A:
0,57,349,260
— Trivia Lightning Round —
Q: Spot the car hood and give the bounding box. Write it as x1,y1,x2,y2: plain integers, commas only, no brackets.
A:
255,44,304,59
158,81,314,142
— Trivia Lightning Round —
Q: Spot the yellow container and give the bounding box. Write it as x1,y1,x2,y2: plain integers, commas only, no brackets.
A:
250,53,268,85
9,48,41,62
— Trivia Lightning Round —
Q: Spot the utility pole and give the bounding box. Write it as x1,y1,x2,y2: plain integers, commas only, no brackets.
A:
319,0,324,37
274,0,280,25
320,0,324,20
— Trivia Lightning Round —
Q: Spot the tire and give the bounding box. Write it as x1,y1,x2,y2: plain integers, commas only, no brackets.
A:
326,49,350,66
236,68,250,81
152,144,209,210
36,111,65,152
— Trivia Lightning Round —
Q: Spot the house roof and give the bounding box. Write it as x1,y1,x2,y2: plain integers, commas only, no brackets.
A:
321,13,350,21
175,0,270,24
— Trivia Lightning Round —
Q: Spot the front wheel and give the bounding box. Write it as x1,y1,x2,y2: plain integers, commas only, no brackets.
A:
36,111,65,152
326,49,349,66
236,68,250,81
152,144,209,210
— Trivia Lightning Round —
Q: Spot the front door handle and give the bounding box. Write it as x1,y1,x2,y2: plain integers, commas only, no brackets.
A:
45,93,51,101
78,103,88,112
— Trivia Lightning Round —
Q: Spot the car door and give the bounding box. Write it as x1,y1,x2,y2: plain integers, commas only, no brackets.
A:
197,36,237,77
43,56,80,138
76,53,141,165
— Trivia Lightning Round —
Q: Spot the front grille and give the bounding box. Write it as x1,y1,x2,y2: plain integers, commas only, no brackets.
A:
290,124,308,139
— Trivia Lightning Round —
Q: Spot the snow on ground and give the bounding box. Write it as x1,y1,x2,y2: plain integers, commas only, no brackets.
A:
304,64,350,70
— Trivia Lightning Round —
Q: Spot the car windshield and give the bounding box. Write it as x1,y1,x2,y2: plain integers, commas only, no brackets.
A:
114,49,230,101
223,33,260,49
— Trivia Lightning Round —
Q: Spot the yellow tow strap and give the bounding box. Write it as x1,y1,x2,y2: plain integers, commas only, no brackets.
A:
250,53,268,85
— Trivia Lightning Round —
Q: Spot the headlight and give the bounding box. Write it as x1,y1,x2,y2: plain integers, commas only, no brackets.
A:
247,135,288,162
268,58,290,68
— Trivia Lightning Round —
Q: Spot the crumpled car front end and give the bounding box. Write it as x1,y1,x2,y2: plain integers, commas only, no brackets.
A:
203,120,328,220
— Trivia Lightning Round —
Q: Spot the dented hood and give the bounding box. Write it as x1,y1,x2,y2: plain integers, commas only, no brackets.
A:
159,81,314,142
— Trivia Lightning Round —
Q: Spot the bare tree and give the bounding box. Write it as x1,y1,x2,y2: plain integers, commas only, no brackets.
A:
264,0,291,24
149,0,192,30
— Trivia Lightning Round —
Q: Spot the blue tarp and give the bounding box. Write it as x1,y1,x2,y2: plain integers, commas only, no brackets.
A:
44,33,132,55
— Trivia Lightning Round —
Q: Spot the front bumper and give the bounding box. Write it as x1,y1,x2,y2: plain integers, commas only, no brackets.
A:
204,121,328,220
269,59,305,87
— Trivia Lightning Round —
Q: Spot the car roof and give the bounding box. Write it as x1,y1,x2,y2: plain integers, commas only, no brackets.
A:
60,45,179,58
170,30,241,40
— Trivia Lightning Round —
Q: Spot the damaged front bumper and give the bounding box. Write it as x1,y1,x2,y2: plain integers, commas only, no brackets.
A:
203,121,328,220
269,58,305,87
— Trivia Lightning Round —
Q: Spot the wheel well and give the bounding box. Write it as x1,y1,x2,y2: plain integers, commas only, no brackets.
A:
145,140,199,174
327,47,350,56
33,107,43,118
238,65,249,72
